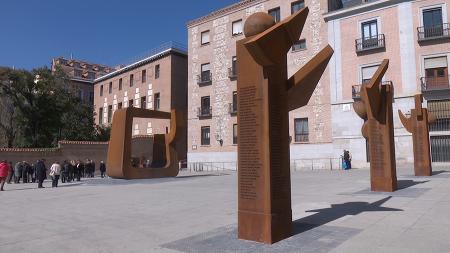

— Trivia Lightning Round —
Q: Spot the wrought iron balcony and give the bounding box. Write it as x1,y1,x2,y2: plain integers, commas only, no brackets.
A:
229,103,237,116
421,76,450,92
197,106,212,118
352,81,393,99
355,34,385,53
197,72,212,86
228,67,237,80
418,23,450,42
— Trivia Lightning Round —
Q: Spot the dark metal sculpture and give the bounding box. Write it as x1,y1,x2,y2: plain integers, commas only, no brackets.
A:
236,8,334,244
398,94,436,176
107,108,186,179
353,60,397,192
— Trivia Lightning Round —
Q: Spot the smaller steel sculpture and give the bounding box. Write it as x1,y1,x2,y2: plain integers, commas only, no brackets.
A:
398,94,436,176
107,108,186,179
353,60,397,192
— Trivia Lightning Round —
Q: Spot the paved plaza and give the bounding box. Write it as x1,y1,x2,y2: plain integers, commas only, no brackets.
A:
1,167,450,253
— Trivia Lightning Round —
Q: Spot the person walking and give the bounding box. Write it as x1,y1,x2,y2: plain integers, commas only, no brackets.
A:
22,161,31,183
343,150,352,170
0,160,10,191
61,161,69,183
49,162,61,188
35,159,47,188
14,161,22,183
91,160,96,178
99,161,106,178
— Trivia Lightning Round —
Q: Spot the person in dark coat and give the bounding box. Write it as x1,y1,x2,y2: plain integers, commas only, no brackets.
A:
76,161,82,181
99,161,106,178
35,159,47,188
14,162,23,183
22,161,31,183
91,160,96,178
61,161,68,183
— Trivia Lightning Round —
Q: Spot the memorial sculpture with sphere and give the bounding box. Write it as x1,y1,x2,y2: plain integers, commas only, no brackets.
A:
236,8,334,244
399,94,436,176
353,60,398,192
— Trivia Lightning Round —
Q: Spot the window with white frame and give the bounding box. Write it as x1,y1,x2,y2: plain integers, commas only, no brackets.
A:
201,30,210,45
232,20,243,36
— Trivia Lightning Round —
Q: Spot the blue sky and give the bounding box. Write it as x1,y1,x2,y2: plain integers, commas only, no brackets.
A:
0,0,239,70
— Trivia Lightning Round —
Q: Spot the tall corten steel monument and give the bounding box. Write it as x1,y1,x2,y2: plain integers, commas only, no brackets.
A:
398,94,436,176
353,60,397,192
236,8,334,244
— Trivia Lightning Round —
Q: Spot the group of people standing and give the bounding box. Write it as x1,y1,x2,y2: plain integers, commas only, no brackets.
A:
0,159,107,191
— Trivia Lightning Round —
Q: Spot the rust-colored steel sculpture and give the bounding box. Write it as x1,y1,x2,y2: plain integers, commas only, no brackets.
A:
399,94,436,176
353,60,397,192
107,108,186,179
237,8,334,244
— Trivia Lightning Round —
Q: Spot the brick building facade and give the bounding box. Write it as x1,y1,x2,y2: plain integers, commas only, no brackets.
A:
93,43,188,138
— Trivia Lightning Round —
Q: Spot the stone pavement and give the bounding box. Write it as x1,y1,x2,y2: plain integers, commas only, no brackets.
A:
1,168,450,253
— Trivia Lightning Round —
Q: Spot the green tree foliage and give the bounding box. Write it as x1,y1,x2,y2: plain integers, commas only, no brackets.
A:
0,67,108,148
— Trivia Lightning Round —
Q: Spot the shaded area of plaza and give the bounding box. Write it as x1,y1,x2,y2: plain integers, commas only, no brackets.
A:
1,168,450,252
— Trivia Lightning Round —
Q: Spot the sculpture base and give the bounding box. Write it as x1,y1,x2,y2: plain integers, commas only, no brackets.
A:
415,167,432,177
238,210,292,244
371,177,397,192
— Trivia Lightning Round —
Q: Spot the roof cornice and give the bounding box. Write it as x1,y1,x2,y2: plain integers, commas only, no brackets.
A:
187,0,265,28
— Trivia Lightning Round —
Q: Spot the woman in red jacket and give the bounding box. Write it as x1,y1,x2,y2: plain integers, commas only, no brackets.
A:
0,160,10,191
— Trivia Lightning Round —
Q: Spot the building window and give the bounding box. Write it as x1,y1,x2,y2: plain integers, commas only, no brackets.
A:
155,64,160,79
78,90,83,102
74,69,82,78
107,105,113,124
99,107,103,125
268,7,281,23
431,136,450,162
423,8,443,38
291,0,305,14
100,85,103,96
119,78,122,90
231,91,237,113
361,65,380,83
130,74,134,87
232,56,237,76
232,20,243,36
142,69,146,83
200,96,211,116
201,30,210,45
233,124,238,145
294,118,309,142
89,92,94,103
129,99,134,108
154,92,160,110
109,82,112,94
292,39,306,51
141,96,147,109
361,20,378,40
423,57,449,90
200,63,211,83
428,100,450,132
201,126,211,146
118,102,123,109
88,72,96,79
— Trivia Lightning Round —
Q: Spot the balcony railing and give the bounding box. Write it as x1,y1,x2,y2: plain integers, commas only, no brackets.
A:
352,81,393,99
421,76,450,92
197,106,212,118
228,67,237,80
197,72,212,86
229,103,237,116
355,34,385,53
418,23,450,42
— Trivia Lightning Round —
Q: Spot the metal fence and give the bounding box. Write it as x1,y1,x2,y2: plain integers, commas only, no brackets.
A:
431,136,450,162
428,100,450,132
186,158,344,172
